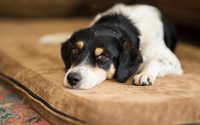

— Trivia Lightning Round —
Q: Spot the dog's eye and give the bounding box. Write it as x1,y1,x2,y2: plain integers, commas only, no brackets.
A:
72,48,79,55
96,55,109,63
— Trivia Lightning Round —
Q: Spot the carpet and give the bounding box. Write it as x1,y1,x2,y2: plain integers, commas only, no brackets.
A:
0,79,51,125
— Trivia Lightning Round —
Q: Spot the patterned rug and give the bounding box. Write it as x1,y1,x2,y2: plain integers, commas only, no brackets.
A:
0,79,51,125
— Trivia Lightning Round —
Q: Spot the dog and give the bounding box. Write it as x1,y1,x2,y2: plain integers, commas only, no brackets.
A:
41,4,183,89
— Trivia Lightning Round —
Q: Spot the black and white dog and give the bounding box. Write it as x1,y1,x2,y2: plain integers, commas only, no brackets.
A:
41,4,183,89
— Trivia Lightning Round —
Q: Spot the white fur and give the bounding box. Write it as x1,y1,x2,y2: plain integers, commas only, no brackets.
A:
94,4,183,85
41,4,183,88
39,32,72,45
64,64,106,89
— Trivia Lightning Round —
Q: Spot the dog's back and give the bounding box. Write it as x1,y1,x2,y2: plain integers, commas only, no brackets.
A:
93,4,178,56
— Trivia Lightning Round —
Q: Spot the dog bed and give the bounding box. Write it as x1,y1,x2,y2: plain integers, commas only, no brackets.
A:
0,19,200,125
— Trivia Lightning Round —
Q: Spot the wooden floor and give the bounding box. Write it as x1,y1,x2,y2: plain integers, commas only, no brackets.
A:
0,18,200,125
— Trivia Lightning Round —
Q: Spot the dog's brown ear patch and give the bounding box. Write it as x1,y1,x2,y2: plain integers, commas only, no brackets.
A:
77,41,84,49
95,48,104,56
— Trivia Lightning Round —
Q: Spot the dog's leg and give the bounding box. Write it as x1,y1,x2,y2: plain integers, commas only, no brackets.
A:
39,32,72,45
133,48,183,86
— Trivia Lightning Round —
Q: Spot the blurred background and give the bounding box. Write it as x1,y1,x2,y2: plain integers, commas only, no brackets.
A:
0,0,199,45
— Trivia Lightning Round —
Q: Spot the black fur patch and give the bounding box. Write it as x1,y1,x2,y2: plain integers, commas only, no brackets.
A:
161,13,178,52
61,14,143,83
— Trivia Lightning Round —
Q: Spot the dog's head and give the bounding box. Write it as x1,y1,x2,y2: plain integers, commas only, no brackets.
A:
61,27,142,89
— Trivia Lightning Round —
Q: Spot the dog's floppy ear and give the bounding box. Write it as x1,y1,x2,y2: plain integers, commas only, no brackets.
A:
116,38,143,83
61,39,72,70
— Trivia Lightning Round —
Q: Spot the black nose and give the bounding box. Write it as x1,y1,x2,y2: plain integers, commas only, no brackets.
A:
67,72,82,86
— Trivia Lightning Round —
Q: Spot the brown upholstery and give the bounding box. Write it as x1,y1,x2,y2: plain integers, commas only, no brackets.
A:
0,19,200,125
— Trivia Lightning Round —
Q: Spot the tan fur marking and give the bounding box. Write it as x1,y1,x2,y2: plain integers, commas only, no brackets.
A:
95,48,104,56
106,64,116,79
77,41,84,49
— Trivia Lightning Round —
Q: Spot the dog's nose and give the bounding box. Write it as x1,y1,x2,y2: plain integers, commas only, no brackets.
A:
67,72,82,86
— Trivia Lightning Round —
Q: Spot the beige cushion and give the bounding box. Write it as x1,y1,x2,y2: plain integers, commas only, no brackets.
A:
0,19,200,125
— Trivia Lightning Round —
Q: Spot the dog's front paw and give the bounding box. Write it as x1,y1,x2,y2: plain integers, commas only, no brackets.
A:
132,74,156,86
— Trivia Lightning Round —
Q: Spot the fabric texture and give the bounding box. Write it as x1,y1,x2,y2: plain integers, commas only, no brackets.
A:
0,19,199,125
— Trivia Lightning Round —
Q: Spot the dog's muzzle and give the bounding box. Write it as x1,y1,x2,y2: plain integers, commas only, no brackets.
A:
64,65,106,89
